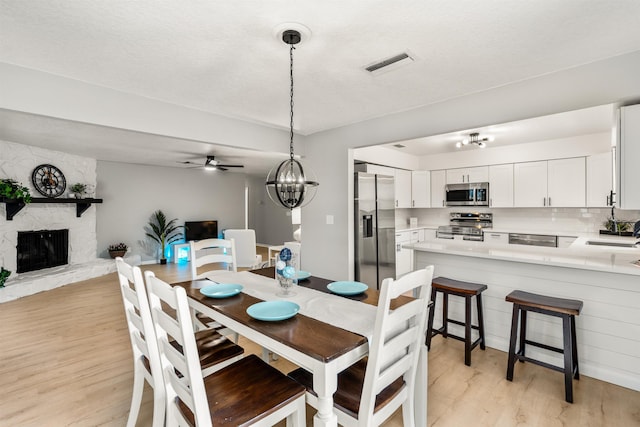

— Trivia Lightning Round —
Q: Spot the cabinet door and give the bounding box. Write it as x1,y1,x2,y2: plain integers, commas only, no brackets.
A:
411,171,430,208
618,105,640,209
548,157,585,207
446,168,467,184
467,166,489,183
395,232,412,278
430,170,447,208
394,169,412,208
366,164,395,177
514,161,547,207
587,152,613,207
489,164,514,207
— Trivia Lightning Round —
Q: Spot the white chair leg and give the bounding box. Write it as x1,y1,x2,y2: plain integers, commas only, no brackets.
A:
286,398,306,427
402,400,416,427
151,390,165,427
126,365,145,427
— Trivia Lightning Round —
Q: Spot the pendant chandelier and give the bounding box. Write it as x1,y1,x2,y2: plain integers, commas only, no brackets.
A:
265,29,319,210
455,132,493,149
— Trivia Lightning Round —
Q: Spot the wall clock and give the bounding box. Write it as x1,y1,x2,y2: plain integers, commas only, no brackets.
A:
32,164,67,198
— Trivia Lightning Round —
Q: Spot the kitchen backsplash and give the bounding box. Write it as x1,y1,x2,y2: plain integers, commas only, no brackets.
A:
396,207,640,235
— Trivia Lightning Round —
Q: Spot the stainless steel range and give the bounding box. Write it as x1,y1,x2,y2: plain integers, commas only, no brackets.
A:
436,212,493,241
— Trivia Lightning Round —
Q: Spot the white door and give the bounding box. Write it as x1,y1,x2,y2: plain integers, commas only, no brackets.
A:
411,171,430,208
430,170,447,208
587,152,613,207
514,161,548,207
395,231,412,278
547,157,585,207
394,169,412,208
489,164,514,207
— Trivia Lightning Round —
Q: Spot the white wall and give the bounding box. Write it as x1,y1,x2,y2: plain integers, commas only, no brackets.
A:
246,175,294,246
96,161,248,262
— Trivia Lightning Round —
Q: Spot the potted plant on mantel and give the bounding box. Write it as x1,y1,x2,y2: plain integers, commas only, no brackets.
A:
70,183,88,199
108,243,128,259
145,210,182,265
0,267,11,288
0,179,32,203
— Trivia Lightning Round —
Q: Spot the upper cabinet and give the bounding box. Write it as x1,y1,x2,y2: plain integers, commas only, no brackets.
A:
446,166,489,184
394,169,412,208
586,151,613,207
547,157,586,207
514,158,586,207
514,161,548,207
488,164,514,207
430,170,446,208
618,104,640,209
411,171,430,208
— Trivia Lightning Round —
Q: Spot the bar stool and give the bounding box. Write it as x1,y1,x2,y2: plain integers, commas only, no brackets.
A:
426,277,487,366
505,290,583,403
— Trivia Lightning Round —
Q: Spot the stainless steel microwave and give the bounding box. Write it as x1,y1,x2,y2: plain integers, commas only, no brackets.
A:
445,182,489,206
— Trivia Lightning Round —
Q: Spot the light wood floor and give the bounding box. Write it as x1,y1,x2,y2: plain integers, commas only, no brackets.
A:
0,259,638,426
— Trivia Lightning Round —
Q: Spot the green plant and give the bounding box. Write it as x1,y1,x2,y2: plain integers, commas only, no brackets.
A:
70,183,88,195
0,267,11,288
108,242,128,252
145,210,182,262
0,179,32,203
603,218,630,233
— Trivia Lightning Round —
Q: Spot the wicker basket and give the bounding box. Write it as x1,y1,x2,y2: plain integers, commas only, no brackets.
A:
109,250,127,259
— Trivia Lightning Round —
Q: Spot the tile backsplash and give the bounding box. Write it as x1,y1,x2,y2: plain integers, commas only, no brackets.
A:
397,207,640,235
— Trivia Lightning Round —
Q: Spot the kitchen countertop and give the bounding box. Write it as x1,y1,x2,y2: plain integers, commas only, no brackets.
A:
404,235,640,276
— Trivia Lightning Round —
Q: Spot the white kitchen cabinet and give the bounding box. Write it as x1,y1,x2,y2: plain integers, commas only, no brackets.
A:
489,164,514,207
355,163,395,177
547,157,586,207
514,161,548,207
394,169,412,208
557,236,577,248
587,151,613,207
483,232,509,244
430,170,446,208
411,170,430,208
618,104,640,209
395,231,412,278
446,166,489,184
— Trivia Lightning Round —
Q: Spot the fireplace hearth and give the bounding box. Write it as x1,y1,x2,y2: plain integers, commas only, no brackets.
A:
17,229,69,273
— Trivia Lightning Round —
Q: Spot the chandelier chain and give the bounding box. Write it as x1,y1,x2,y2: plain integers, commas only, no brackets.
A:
289,44,295,161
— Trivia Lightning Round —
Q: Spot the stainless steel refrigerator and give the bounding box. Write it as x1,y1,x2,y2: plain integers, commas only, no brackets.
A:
354,172,396,290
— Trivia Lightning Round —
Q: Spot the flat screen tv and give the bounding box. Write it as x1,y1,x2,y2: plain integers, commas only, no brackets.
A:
184,220,218,241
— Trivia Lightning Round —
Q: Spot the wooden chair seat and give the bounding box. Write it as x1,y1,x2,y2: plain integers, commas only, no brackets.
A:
288,359,404,419
179,354,305,426
431,276,487,295
505,290,583,316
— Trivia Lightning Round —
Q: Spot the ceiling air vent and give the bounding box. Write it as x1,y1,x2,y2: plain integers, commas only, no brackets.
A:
365,52,414,74
393,144,406,148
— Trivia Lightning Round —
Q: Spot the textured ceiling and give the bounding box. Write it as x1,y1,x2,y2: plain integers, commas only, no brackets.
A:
1,1,640,172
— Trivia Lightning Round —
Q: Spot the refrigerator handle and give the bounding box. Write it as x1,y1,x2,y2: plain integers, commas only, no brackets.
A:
363,215,373,238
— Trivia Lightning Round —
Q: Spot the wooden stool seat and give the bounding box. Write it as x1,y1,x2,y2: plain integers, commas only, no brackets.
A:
505,290,583,403
426,276,487,366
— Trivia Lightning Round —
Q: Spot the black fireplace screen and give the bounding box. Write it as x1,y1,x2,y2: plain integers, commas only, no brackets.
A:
17,229,69,273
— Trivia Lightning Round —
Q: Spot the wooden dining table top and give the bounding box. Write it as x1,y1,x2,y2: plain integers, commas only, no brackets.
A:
171,267,412,363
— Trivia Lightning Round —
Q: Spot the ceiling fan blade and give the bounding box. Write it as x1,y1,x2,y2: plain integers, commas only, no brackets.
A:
217,164,244,168
217,166,228,171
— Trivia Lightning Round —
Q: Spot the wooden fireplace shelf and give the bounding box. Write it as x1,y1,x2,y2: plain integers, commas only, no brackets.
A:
1,197,103,220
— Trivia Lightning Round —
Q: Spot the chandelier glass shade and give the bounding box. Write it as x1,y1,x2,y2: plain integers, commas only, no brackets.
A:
455,132,492,149
265,28,319,210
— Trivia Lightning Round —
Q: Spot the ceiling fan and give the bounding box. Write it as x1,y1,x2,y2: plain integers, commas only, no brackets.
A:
179,155,244,171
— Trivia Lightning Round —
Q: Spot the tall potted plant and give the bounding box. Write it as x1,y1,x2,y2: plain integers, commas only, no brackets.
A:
145,210,182,264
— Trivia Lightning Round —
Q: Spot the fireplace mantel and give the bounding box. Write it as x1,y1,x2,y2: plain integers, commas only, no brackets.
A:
1,197,103,220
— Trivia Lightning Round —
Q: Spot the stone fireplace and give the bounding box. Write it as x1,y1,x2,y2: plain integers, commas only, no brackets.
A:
17,229,69,273
1,140,115,302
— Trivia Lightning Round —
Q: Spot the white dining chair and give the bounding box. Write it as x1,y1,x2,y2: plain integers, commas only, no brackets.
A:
189,238,237,279
288,265,434,427
115,257,165,427
144,271,307,427
116,258,244,427
223,229,263,269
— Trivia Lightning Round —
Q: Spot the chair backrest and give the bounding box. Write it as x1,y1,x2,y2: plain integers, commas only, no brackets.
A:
189,238,237,279
359,265,434,424
145,271,213,427
115,258,165,416
223,229,261,268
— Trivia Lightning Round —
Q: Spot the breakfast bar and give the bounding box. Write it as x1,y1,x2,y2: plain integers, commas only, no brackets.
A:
405,237,640,392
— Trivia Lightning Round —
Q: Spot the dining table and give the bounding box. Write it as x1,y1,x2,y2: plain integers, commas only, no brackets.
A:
171,267,428,427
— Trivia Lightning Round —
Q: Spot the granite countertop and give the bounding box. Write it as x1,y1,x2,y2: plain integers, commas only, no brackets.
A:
405,236,640,276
